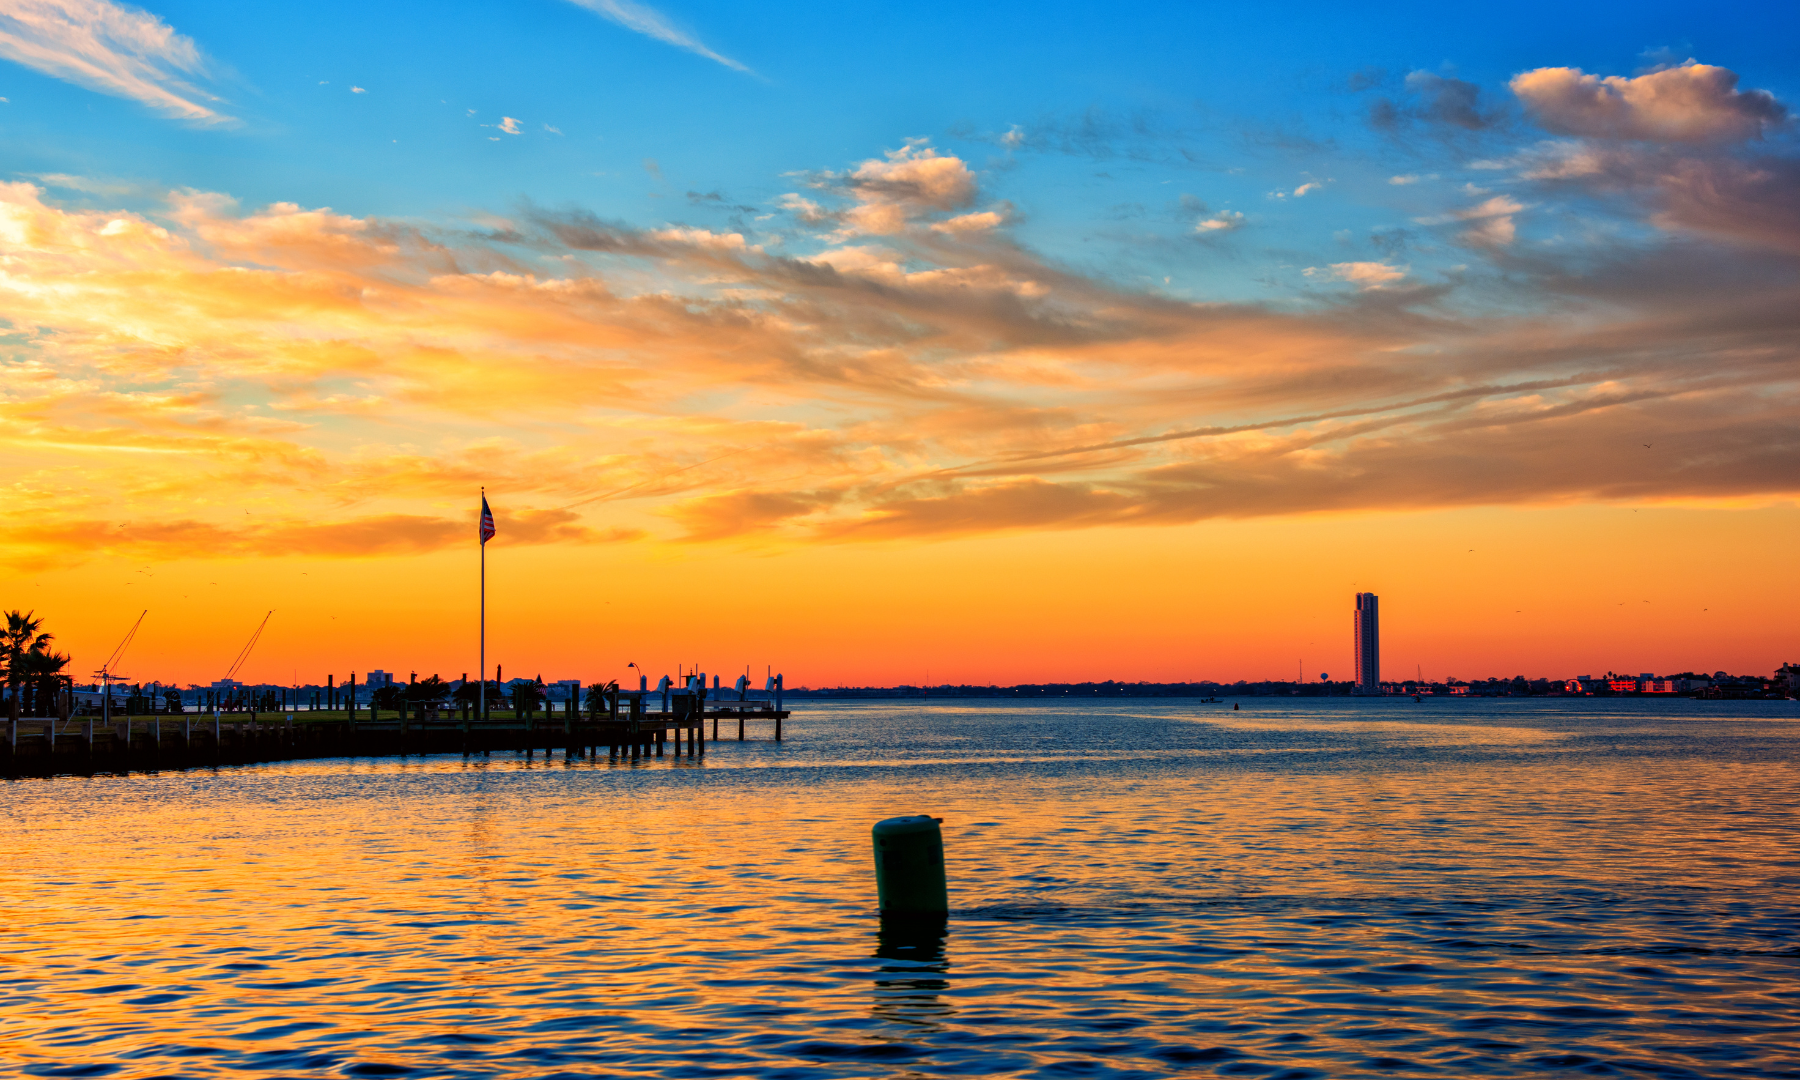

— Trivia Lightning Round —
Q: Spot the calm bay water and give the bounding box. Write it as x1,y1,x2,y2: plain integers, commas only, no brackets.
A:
4,697,1799,1078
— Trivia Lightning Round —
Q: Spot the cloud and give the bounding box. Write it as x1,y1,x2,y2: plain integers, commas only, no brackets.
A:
665,490,830,542
809,388,1800,542
840,141,979,235
1304,261,1406,289
1389,173,1437,185
1512,62,1787,143
1,138,1797,568
498,116,521,134
1269,181,1328,200
2,510,640,569
562,0,752,74
0,0,227,121
1403,71,1496,130
350,85,365,94
1652,155,1800,255
1371,71,1497,133
1194,210,1244,233
1415,194,1526,247
1499,132,1800,256
785,142,983,236
929,208,1008,234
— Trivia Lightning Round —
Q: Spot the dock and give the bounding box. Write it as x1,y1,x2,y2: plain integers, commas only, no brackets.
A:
0,699,791,778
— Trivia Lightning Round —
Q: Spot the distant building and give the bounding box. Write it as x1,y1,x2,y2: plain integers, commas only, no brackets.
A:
365,670,394,688
1353,592,1380,695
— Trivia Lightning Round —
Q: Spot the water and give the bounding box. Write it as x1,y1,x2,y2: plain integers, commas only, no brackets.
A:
4,697,1799,1078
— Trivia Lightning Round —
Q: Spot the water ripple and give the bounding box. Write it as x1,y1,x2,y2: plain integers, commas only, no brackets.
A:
3,698,1798,1078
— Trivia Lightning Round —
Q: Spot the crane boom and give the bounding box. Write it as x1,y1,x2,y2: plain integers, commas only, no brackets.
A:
96,609,147,679
224,611,273,682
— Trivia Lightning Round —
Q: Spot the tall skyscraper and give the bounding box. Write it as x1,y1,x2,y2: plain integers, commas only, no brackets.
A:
1354,593,1380,695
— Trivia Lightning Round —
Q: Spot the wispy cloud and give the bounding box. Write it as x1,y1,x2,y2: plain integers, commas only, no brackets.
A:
1194,210,1244,233
1303,261,1407,288
0,0,228,122
562,0,751,74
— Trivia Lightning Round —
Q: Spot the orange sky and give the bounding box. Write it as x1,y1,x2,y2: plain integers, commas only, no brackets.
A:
12,501,1795,688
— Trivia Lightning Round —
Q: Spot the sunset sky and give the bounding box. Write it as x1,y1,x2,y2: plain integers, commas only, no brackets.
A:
2,0,1795,688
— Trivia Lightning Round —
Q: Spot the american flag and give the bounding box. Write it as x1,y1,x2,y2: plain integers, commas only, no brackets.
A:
479,495,496,544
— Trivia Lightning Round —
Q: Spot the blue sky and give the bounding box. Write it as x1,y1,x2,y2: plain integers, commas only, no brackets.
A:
6,0,1794,301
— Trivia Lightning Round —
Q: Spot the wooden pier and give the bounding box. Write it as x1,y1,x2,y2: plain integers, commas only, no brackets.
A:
0,704,791,778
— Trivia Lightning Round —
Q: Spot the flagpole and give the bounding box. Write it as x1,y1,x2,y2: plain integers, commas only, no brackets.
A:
479,487,486,724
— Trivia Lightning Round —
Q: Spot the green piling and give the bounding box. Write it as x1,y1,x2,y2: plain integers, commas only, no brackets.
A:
872,814,948,916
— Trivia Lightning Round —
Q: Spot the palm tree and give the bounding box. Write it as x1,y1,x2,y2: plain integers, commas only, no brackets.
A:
16,647,70,717
3,610,52,722
583,681,620,718
371,683,406,716
509,679,544,720
406,674,451,705
404,675,450,721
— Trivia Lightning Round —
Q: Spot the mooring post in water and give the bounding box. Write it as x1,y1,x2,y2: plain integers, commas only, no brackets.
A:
872,815,948,917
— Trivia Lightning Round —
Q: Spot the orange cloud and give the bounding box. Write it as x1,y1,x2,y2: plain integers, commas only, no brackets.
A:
1512,62,1788,144
0,134,1796,577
